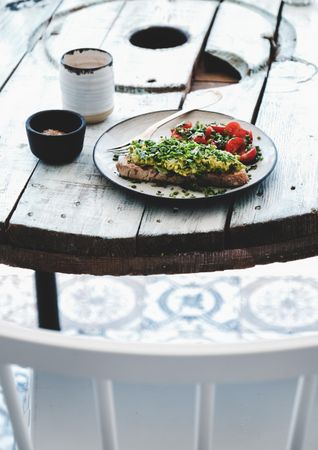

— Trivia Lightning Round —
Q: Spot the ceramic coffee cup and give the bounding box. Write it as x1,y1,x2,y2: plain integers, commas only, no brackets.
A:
60,48,114,124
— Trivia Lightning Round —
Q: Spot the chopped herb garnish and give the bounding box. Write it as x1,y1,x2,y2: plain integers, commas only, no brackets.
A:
255,146,263,162
128,138,245,177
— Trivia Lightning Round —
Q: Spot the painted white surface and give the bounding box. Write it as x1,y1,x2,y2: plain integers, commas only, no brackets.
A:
31,372,318,450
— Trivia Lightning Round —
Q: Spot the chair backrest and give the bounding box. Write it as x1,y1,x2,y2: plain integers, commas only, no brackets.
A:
0,320,318,450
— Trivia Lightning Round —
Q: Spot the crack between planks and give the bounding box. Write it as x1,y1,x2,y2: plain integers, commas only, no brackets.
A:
100,1,127,49
135,204,147,257
251,0,284,125
224,0,285,247
179,0,224,109
3,160,40,236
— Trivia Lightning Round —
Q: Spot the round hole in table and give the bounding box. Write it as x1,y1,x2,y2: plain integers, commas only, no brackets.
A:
129,26,188,49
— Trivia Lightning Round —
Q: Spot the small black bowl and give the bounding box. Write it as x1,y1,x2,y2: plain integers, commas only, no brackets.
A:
25,109,86,164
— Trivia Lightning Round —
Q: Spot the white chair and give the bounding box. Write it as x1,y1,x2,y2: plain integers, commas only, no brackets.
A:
0,319,318,450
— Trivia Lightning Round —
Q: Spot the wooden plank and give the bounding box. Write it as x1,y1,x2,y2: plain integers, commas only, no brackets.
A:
1,232,318,275
8,91,183,256
205,1,278,78
229,59,318,247
137,71,267,255
0,0,63,89
101,0,219,92
229,0,318,248
0,0,124,241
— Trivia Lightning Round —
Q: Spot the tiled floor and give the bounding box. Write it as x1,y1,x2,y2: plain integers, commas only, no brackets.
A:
1,257,318,448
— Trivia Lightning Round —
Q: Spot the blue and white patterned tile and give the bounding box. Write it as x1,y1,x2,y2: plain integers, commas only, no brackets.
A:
240,276,318,341
137,275,241,343
58,273,241,342
58,274,145,336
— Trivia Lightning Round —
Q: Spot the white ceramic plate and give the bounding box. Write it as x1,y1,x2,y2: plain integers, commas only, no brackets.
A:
93,109,277,200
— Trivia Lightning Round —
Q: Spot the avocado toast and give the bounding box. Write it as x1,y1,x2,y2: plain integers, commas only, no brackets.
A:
116,137,249,188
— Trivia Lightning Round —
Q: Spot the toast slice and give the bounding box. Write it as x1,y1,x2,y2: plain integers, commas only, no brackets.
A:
116,155,249,188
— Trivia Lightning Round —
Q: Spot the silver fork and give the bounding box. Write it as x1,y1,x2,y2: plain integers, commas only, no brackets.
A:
108,89,223,155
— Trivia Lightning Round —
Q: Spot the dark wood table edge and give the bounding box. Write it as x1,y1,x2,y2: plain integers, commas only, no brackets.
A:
1,234,317,276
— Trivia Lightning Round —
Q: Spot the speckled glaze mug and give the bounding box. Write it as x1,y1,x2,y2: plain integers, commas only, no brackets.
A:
60,48,114,124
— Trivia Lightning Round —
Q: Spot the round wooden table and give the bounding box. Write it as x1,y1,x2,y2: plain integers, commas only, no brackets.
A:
0,0,317,329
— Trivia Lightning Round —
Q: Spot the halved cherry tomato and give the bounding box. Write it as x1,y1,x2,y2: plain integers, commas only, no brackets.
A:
240,147,257,164
205,126,213,138
225,137,245,154
171,130,183,140
234,128,247,138
182,121,192,129
224,121,241,136
235,127,253,142
193,135,207,144
212,124,225,134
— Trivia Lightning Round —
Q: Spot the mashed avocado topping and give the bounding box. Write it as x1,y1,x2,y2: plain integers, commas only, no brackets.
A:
128,138,245,177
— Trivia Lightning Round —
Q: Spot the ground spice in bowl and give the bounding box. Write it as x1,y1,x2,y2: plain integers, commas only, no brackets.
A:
42,129,65,136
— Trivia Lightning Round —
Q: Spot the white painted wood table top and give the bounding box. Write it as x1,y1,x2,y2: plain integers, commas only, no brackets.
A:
0,0,317,275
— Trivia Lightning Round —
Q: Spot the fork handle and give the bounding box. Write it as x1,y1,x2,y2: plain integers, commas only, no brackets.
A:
133,89,223,141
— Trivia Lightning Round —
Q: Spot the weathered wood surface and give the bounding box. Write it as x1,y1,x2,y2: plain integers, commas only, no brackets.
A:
0,0,63,89
204,0,279,78
229,1,318,247
8,0,270,258
1,0,317,275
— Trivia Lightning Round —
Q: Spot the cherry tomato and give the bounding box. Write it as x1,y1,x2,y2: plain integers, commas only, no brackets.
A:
193,135,207,144
240,147,257,164
171,130,183,140
212,124,225,134
234,128,247,138
225,137,245,154
182,121,192,129
224,121,241,136
205,126,213,138
235,128,253,142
